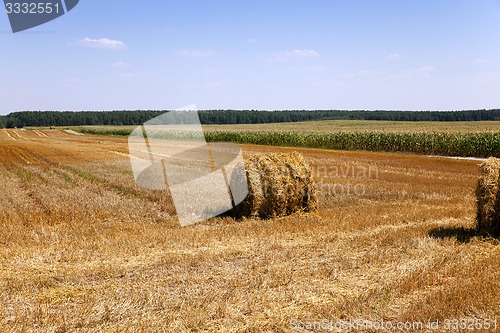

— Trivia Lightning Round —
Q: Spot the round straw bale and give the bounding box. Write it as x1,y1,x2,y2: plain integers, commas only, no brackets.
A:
232,152,317,218
476,157,500,235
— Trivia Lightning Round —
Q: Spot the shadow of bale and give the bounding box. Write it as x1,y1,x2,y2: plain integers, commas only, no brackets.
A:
429,226,500,244
428,226,478,244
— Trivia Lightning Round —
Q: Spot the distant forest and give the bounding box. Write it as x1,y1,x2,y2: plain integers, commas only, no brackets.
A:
1,109,500,128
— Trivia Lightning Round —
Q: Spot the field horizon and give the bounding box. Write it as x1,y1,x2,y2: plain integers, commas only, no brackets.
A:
68,119,500,134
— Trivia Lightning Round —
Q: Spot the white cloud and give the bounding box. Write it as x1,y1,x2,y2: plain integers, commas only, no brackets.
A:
248,37,258,43
267,83,280,89
112,61,131,68
175,49,215,58
202,68,221,79
341,69,386,78
266,49,320,62
78,37,127,49
293,50,319,57
385,53,402,60
479,70,500,80
339,66,435,80
63,78,84,85
119,72,134,78
399,66,435,78
287,66,326,73
118,72,152,79
206,80,230,89
357,69,386,77
472,58,487,65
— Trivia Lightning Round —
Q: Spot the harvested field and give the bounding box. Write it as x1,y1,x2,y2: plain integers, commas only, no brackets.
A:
0,129,499,332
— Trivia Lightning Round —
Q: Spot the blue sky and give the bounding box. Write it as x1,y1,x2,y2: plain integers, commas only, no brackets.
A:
1,0,500,114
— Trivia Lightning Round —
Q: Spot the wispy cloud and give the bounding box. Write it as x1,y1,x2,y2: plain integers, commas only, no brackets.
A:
78,37,127,49
202,68,222,79
119,72,134,78
340,66,435,80
206,80,230,89
290,50,320,58
385,53,402,61
266,49,320,62
472,58,487,65
117,72,152,79
112,61,132,68
63,78,85,85
248,37,258,43
357,69,386,77
287,66,326,73
479,70,500,80
399,66,435,78
175,49,215,58
340,69,386,78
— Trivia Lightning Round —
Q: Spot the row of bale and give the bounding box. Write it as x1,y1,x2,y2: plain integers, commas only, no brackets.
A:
138,145,498,234
239,153,499,236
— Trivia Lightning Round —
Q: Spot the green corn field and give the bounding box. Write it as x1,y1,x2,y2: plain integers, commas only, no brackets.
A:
205,131,500,158
76,127,500,158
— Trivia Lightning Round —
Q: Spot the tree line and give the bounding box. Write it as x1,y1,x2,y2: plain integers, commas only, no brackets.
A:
1,109,500,128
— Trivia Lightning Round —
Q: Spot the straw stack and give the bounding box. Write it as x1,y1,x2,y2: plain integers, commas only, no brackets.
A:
476,157,500,235
232,152,317,219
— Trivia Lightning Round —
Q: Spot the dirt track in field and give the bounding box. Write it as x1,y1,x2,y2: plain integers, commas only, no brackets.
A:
0,129,498,332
